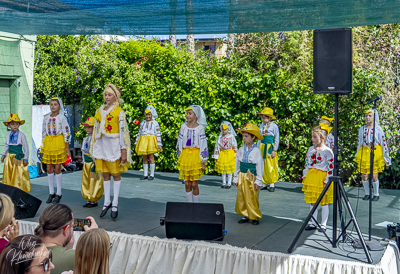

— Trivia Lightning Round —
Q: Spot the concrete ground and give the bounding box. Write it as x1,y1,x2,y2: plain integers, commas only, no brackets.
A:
23,170,400,264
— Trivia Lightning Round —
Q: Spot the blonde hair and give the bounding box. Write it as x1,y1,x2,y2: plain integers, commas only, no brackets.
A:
74,228,110,274
103,83,124,106
0,193,14,231
312,126,328,140
319,119,332,127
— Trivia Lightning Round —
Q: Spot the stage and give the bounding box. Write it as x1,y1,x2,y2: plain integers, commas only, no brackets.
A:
18,170,400,273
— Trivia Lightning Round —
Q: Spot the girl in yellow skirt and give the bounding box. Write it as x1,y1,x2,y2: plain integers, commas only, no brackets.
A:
302,125,334,232
80,117,104,208
212,121,237,189
91,84,133,219
354,109,391,202
233,123,264,225
319,116,335,149
1,114,31,193
176,105,208,203
41,97,71,203
257,107,279,192
134,105,162,180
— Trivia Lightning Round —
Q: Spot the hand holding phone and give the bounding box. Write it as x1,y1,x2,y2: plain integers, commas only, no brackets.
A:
73,218,91,231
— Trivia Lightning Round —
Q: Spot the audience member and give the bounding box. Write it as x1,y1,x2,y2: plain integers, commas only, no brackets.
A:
0,193,19,254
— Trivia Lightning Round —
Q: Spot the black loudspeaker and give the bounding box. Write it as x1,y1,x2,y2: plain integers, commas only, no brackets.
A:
0,184,42,219
313,28,352,94
161,202,225,241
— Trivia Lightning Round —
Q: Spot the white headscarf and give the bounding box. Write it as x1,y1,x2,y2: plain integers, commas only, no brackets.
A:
366,109,380,126
187,105,207,128
50,97,65,116
219,121,236,137
145,105,158,119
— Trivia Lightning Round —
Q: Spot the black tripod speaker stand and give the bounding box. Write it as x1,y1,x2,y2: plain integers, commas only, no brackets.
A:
287,94,373,263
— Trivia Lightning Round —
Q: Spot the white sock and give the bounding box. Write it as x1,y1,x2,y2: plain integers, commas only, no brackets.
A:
222,174,226,186
310,205,318,227
112,180,121,208
373,180,380,196
150,164,155,177
143,164,149,177
47,173,54,195
103,180,111,206
227,174,232,186
321,205,329,228
186,191,193,202
55,173,62,196
193,194,199,203
362,180,370,195
270,183,275,188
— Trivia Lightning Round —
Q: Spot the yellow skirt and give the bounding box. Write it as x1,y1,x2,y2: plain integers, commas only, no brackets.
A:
354,145,385,174
302,169,333,205
81,162,104,202
235,171,262,220
177,148,204,181
95,159,128,175
41,134,67,165
135,135,160,156
2,154,31,193
259,143,279,185
215,148,236,174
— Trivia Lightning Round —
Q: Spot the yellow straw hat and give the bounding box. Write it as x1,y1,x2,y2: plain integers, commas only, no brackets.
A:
80,117,95,126
221,124,229,130
237,123,263,140
319,123,333,134
257,107,276,119
3,114,25,126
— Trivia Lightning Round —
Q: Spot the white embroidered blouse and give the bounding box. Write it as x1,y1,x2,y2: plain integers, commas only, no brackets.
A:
176,123,208,163
233,145,264,187
42,113,71,143
212,133,238,159
257,122,280,150
303,146,334,185
2,130,29,161
355,125,391,166
134,120,162,146
326,133,335,150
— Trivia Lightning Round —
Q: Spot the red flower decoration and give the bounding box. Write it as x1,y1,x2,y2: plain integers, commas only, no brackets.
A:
313,160,317,165
107,125,112,131
329,164,334,169
317,156,322,161
53,118,56,121
311,153,316,160
328,171,333,175
107,117,112,121
10,114,13,117
134,120,140,125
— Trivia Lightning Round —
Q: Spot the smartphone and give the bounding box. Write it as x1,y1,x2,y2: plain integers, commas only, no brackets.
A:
73,218,91,231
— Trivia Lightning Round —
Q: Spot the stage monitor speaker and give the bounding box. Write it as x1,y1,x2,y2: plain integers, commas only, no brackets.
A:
313,28,352,94
161,202,225,241
0,184,42,219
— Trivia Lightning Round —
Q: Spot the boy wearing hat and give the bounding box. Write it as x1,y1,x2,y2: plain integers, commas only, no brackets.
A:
257,107,280,192
1,114,31,193
233,123,264,225
80,117,103,207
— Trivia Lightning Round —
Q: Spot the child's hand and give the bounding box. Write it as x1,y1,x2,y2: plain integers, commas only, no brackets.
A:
5,218,19,241
120,149,127,164
271,151,277,159
1,156,4,163
158,146,163,152
23,160,28,167
254,184,260,190
201,163,206,171
233,183,238,186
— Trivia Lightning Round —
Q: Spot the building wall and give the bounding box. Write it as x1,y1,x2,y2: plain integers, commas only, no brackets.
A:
194,41,227,58
0,32,36,172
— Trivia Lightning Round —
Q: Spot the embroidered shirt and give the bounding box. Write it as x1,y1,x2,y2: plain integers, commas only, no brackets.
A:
303,146,334,185
326,133,335,150
81,135,92,156
257,122,280,150
134,120,162,146
233,145,264,187
2,130,29,161
176,123,208,163
355,125,391,167
42,113,71,143
212,133,238,159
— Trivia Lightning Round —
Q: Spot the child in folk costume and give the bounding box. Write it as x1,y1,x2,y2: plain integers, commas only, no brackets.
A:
134,105,162,180
212,121,237,189
91,84,133,219
233,123,264,225
1,114,31,193
176,105,208,203
80,117,104,208
319,116,335,149
302,125,334,232
354,109,391,202
41,97,71,203
257,107,279,192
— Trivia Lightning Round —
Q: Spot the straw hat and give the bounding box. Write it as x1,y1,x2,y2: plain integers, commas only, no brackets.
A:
3,114,25,126
80,117,95,126
319,123,333,134
237,123,263,140
257,107,276,119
